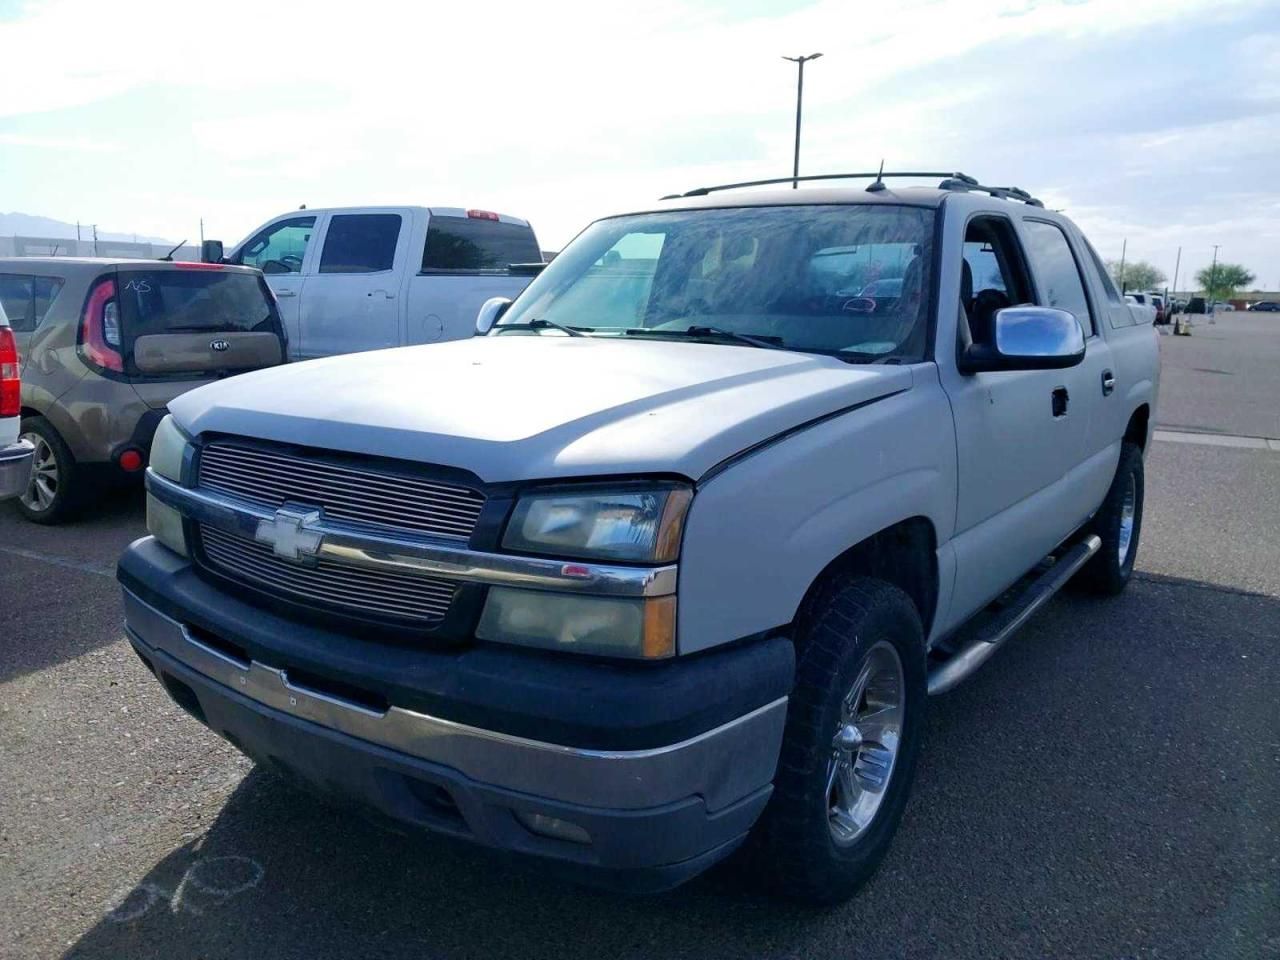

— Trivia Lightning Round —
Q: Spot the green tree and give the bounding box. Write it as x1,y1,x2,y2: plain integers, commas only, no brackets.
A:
1195,263,1255,301
1105,259,1166,293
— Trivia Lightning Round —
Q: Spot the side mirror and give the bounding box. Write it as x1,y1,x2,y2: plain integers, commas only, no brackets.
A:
200,239,225,263
959,306,1085,374
475,297,512,336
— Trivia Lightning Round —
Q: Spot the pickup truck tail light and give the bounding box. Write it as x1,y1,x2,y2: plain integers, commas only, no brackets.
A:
78,277,124,373
466,209,500,221
0,326,20,417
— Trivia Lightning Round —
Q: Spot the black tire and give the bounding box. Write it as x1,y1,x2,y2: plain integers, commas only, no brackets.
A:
1075,441,1144,595
752,578,926,905
14,416,82,525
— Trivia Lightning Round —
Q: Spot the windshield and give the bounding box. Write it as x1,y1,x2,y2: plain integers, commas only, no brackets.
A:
495,204,935,361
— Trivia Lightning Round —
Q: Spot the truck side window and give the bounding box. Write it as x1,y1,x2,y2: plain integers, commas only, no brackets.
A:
236,217,316,275
422,217,541,272
319,214,401,274
961,217,1034,348
1022,220,1096,337
1078,235,1132,328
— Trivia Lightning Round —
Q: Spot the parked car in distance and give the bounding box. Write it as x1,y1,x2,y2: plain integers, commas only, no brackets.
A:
122,173,1157,904
1214,302,1235,312
1,258,286,523
205,206,543,360
1124,294,1157,324
1247,300,1280,312
0,301,35,501
1148,293,1167,325
1124,292,1166,324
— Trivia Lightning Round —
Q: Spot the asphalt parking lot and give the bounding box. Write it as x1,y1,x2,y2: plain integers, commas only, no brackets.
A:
2,314,1278,960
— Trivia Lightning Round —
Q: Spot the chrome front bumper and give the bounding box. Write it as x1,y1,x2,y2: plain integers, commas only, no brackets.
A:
0,439,33,501
122,588,786,812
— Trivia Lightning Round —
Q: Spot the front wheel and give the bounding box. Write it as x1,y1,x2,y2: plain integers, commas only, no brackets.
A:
752,578,926,904
1075,441,1145,595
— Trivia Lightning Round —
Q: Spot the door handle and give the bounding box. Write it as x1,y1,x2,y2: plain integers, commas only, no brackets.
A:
1052,386,1069,418
1101,369,1115,396
367,290,396,300
275,289,297,298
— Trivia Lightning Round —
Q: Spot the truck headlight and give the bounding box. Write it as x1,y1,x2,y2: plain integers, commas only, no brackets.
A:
146,415,190,557
482,483,688,658
502,484,692,563
476,589,676,659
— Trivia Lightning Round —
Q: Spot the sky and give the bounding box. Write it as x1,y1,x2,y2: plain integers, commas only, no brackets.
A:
1,0,1278,290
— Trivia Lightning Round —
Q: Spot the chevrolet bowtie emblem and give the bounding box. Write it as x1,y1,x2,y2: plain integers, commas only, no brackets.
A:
255,505,324,564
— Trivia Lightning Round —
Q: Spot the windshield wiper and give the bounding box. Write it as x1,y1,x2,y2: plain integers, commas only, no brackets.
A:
496,318,589,337
625,325,785,350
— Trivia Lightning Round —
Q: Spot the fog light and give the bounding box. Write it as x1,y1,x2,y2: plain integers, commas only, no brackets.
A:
147,493,188,557
118,448,144,472
515,811,592,845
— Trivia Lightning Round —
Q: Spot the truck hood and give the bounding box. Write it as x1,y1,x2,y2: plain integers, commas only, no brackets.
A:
168,336,913,483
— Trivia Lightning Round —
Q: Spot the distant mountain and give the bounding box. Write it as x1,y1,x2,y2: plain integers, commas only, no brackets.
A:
0,212,171,244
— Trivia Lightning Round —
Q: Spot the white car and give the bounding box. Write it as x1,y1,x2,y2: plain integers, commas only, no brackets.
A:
1124,294,1157,324
213,206,543,360
0,300,35,500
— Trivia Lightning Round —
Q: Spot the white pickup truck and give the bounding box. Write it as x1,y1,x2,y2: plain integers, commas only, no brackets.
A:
121,172,1158,903
211,206,542,360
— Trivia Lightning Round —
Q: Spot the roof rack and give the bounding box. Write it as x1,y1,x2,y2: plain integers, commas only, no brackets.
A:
660,170,1044,207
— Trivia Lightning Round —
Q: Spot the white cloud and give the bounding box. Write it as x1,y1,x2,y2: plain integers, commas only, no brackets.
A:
0,132,119,152
1,0,1277,274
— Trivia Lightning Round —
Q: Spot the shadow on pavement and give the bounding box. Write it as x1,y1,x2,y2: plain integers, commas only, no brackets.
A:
62,767,825,960
61,574,1280,960
0,487,144,683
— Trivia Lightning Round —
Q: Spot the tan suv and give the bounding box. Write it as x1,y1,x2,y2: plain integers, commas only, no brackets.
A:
2,259,286,523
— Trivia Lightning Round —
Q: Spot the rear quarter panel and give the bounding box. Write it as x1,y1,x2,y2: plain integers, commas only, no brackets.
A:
1107,318,1159,451
677,365,958,653
405,274,534,344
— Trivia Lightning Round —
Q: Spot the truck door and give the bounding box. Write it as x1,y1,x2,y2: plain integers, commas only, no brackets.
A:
298,212,406,359
940,213,1094,623
230,215,318,360
1020,217,1116,514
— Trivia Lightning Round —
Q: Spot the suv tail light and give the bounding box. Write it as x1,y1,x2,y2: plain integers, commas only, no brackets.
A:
0,326,19,417
79,277,124,373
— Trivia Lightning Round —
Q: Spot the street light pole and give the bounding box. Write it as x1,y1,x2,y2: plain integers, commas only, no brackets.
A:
1208,244,1220,323
783,53,823,189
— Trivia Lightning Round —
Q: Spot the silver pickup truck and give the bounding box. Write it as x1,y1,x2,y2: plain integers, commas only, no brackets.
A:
119,172,1158,903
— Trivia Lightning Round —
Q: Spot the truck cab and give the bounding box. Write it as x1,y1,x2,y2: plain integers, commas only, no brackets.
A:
224,206,542,360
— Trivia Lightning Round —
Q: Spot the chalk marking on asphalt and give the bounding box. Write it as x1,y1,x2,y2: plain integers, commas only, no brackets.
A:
0,544,114,578
1153,429,1278,451
104,856,265,924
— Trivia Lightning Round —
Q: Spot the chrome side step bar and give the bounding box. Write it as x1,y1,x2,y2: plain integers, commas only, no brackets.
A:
927,534,1102,695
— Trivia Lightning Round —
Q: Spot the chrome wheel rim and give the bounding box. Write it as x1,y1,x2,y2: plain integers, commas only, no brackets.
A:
1117,474,1136,566
19,432,58,512
827,641,905,845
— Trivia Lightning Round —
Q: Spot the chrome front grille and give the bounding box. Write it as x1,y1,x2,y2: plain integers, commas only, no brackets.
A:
200,526,457,625
197,441,485,541
194,440,484,627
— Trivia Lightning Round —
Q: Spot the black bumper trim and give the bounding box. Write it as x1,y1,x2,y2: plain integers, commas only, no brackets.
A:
135,635,770,885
